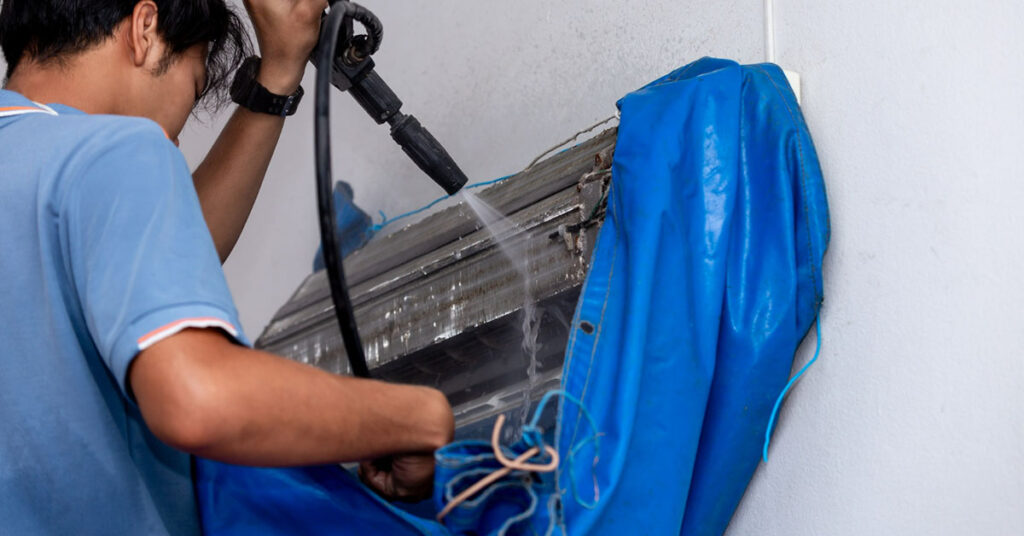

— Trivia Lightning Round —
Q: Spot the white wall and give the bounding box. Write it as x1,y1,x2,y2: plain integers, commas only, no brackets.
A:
6,0,1019,532
729,1,1024,534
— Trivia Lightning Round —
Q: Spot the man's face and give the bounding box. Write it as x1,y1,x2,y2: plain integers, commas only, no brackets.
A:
138,43,208,145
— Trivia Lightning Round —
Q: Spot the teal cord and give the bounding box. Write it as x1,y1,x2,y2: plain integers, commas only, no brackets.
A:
371,196,450,232
371,174,514,233
522,389,601,510
466,174,516,191
763,318,822,462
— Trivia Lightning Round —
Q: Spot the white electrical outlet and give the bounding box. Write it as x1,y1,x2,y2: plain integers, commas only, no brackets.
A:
783,69,802,104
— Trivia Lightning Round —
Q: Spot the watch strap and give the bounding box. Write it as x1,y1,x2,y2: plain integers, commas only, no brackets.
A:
230,56,304,117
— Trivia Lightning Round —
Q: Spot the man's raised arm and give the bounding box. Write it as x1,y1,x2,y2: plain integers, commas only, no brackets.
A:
193,0,326,261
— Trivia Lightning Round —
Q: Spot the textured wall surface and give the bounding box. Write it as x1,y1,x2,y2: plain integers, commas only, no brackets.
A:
5,0,1022,532
728,1,1024,534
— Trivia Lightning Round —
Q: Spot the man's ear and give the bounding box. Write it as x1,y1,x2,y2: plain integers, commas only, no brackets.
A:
126,1,164,69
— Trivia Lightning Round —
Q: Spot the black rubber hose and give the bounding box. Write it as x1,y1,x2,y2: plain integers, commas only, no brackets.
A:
349,3,383,56
326,0,382,56
315,4,373,378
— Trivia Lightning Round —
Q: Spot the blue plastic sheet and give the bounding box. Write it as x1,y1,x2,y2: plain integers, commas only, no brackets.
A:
195,57,829,535
555,57,829,535
195,462,444,535
312,180,374,271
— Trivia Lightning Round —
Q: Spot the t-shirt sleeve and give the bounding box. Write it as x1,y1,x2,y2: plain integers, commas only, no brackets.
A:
60,121,249,399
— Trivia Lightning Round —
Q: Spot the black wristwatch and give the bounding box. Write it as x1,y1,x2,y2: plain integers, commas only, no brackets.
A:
230,56,304,117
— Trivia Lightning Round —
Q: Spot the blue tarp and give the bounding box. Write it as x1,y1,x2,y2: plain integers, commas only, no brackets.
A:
196,57,829,535
196,463,444,535
312,180,375,272
555,57,829,535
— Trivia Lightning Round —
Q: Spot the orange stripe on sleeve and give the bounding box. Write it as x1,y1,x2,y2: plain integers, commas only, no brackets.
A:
137,317,239,351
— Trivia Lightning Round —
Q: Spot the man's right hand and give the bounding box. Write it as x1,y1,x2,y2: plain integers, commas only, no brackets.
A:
359,454,438,502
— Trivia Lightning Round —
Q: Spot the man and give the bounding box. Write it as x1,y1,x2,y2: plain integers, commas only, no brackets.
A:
0,0,454,533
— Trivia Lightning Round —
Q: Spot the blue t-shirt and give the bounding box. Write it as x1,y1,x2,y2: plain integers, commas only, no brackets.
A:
0,89,248,534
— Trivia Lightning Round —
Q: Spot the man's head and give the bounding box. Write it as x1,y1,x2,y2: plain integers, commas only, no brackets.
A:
0,0,250,137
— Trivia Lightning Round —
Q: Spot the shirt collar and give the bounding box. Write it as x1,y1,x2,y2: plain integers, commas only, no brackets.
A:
0,89,175,143
0,88,86,115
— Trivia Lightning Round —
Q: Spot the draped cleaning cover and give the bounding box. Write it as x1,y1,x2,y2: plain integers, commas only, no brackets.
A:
195,57,830,535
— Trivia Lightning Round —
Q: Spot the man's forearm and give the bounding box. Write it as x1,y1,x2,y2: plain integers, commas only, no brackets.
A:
131,329,455,466
192,106,286,262
192,0,329,261
193,62,305,262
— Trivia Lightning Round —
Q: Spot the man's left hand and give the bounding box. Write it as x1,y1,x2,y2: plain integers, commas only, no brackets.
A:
243,0,328,94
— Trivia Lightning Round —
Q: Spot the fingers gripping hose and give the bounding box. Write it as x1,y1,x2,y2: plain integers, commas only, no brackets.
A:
315,3,378,378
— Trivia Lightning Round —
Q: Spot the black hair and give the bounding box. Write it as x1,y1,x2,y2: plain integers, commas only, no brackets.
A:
0,0,251,109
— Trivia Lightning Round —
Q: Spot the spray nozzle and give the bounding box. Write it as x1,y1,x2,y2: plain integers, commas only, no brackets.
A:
388,113,468,196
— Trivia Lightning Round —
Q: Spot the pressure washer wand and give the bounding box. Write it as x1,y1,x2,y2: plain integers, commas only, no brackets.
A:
314,1,468,378
318,1,469,195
